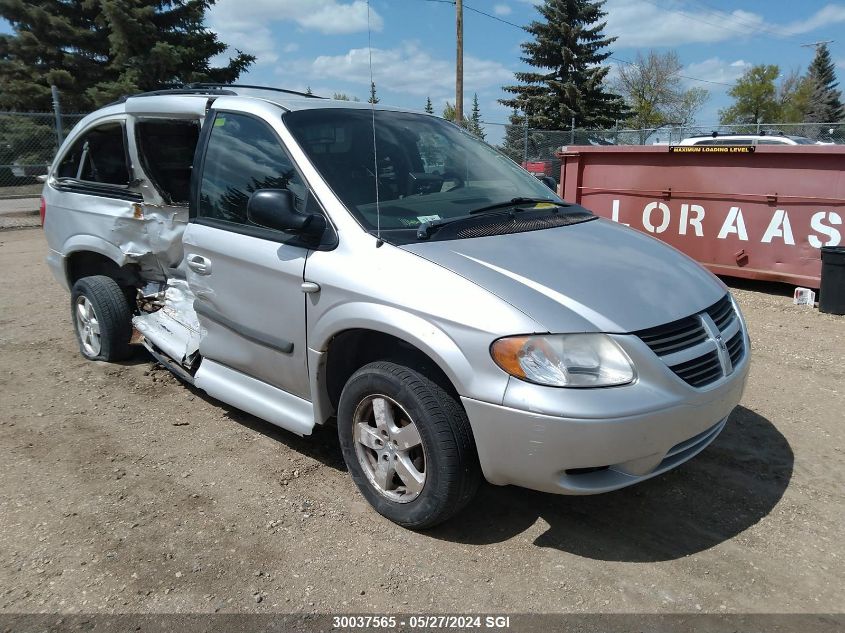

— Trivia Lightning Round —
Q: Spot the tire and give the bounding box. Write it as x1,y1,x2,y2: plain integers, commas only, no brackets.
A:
70,275,134,362
338,361,481,529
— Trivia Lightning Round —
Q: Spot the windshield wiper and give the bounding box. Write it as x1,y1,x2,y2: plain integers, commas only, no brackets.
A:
467,197,571,215
416,198,569,240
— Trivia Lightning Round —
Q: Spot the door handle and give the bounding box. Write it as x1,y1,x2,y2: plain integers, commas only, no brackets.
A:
187,254,212,275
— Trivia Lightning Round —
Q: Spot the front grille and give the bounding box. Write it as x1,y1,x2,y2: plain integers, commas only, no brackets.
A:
635,294,746,388
670,349,724,388
706,294,735,330
726,331,744,366
636,315,708,355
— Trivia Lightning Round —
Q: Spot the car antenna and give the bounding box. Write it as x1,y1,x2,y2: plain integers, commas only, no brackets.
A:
366,0,383,248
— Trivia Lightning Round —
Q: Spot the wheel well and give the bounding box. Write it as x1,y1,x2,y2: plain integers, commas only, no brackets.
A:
66,251,140,290
324,329,459,411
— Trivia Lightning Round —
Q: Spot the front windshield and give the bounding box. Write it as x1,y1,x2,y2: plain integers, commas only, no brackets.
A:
283,108,564,233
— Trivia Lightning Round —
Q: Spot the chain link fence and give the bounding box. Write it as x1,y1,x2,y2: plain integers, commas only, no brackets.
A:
0,112,86,193
2,108,843,193
479,120,845,182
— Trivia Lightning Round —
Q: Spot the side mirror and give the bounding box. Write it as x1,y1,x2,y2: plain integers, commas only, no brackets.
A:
540,176,556,191
247,189,326,239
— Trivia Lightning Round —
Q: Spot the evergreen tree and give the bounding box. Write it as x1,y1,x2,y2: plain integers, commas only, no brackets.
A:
368,81,379,104
500,110,526,162
467,93,486,140
499,0,627,129
0,0,254,111
306,86,313,95
805,44,843,123
424,97,434,114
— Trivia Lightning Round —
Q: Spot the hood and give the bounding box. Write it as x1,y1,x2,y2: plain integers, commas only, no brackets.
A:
401,218,727,333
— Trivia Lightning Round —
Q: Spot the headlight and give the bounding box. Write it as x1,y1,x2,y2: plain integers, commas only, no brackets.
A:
490,334,635,388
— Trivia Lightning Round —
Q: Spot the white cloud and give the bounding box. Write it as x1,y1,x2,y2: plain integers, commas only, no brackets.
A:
781,4,845,35
308,42,513,97
604,0,845,48
208,0,383,66
493,4,512,16
283,43,300,53
681,58,752,88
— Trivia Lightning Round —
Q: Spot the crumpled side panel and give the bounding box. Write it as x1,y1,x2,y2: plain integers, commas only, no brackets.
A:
132,279,203,366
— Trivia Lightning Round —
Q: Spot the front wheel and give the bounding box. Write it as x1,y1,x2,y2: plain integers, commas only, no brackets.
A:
338,361,481,529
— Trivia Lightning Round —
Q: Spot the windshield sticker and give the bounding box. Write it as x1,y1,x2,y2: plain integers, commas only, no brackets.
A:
417,215,441,223
533,203,557,209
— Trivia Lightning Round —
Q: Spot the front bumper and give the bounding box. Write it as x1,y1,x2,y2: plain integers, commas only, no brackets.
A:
462,341,749,495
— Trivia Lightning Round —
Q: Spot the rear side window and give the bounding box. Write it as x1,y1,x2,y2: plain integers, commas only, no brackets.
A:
56,122,130,186
136,119,200,204
198,112,308,225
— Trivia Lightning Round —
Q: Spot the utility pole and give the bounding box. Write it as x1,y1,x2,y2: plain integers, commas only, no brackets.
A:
455,0,464,125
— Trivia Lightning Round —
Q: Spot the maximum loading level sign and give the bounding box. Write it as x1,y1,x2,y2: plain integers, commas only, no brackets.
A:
669,145,755,154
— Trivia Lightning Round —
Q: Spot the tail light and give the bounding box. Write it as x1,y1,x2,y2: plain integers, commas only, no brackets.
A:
39,196,46,227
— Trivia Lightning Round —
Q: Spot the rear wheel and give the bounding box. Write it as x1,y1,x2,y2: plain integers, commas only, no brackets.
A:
70,275,134,361
338,361,480,529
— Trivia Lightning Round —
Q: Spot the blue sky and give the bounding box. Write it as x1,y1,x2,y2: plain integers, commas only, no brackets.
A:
4,1,845,128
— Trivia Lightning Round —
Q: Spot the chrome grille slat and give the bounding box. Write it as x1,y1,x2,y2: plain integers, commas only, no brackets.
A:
706,295,735,330
726,331,744,366
660,338,718,368
634,294,746,389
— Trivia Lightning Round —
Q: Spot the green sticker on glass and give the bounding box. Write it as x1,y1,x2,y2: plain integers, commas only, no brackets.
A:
214,117,226,127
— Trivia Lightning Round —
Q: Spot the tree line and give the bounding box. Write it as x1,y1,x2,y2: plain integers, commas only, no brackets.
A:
1,0,842,156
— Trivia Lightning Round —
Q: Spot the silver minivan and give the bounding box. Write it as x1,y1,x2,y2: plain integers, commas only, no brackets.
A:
43,85,749,528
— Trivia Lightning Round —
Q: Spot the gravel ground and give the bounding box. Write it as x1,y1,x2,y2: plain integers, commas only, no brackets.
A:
0,229,843,617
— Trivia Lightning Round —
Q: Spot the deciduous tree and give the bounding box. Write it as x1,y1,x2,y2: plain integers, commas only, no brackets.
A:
612,51,708,142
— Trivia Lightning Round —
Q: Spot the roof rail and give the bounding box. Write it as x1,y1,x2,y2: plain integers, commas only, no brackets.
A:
105,87,237,106
186,83,325,99
106,83,324,107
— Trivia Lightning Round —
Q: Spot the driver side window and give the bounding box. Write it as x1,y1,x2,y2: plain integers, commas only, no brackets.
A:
198,112,308,225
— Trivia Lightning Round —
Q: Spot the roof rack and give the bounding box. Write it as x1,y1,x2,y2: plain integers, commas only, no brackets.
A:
186,83,325,99
105,87,237,106
106,83,324,107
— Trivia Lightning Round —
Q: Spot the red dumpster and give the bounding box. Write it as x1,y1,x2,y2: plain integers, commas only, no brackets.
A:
522,160,556,178
557,145,845,287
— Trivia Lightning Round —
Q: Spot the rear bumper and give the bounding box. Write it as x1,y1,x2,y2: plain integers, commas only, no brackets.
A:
46,249,69,291
461,358,747,495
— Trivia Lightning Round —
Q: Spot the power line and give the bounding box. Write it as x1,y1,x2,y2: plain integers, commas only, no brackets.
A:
636,0,765,39
609,55,735,87
420,0,737,88
680,0,801,41
463,3,525,29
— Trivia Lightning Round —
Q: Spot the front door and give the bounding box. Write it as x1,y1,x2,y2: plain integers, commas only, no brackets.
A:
183,110,315,399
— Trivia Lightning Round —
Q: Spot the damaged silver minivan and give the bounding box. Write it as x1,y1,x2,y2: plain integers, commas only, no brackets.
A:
43,85,750,528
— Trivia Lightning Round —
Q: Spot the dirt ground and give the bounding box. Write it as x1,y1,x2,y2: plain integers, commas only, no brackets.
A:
1,228,843,616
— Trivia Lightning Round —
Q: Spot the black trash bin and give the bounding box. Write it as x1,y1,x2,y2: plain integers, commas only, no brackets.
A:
819,246,845,315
